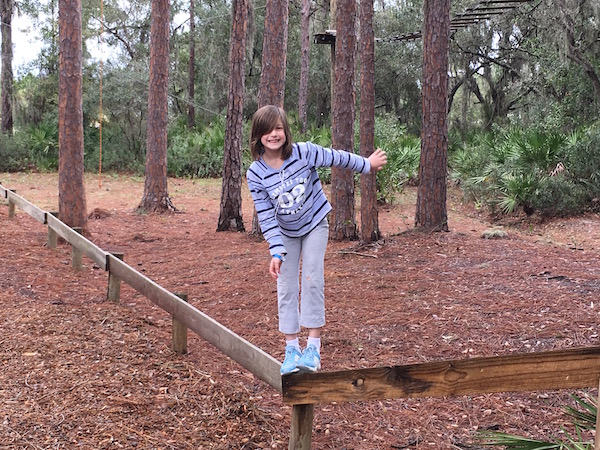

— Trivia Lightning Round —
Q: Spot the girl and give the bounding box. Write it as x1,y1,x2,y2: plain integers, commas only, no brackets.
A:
246,105,387,375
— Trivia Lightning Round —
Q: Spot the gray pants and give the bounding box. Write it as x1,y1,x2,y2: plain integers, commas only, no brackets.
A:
277,218,329,334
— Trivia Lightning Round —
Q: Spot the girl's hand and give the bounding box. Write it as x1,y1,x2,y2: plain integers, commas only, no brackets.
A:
269,257,282,279
368,148,388,172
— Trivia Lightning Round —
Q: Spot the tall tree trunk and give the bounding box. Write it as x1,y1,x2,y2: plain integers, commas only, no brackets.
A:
330,0,357,240
58,0,87,231
187,0,195,129
329,0,336,121
297,0,310,133
415,0,449,232
359,0,379,243
258,0,288,107
139,0,175,212
217,0,248,232
251,0,289,235
1,0,13,135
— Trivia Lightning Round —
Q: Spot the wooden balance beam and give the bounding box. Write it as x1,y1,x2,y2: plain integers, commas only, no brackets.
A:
283,346,600,449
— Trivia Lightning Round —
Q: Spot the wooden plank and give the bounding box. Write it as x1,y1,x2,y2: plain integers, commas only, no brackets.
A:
288,404,314,450
107,252,124,303
6,190,46,223
107,254,282,392
282,346,600,405
46,214,108,270
0,184,7,199
172,292,189,354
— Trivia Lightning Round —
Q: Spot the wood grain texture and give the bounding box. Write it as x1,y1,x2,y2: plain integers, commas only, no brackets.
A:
6,190,46,223
283,346,600,405
46,214,108,269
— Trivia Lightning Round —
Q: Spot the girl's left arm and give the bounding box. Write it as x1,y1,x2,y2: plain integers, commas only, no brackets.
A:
301,142,386,173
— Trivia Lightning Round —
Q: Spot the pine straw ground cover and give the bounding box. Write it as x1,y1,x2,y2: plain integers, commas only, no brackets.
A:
1,172,600,450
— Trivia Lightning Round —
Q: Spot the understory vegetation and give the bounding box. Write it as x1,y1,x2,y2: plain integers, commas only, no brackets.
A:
3,117,600,219
450,123,600,218
477,393,597,450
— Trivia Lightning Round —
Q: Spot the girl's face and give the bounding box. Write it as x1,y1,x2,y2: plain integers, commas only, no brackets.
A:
260,119,286,154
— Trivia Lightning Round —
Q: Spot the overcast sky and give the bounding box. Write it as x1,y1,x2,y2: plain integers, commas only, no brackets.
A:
11,14,43,69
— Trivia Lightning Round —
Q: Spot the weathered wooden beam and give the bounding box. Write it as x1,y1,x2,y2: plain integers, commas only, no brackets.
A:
282,346,600,405
5,189,46,223
46,214,108,270
47,212,59,248
106,254,282,392
172,292,189,355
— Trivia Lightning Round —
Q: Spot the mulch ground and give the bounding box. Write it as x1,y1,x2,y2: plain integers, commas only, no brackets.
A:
2,172,600,449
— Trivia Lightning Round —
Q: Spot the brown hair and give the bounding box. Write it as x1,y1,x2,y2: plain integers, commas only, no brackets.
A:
249,105,293,161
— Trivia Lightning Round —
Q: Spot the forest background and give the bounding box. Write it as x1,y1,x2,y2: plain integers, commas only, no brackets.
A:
0,0,599,219
0,0,600,447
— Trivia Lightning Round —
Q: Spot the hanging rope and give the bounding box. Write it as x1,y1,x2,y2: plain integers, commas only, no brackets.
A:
98,0,104,188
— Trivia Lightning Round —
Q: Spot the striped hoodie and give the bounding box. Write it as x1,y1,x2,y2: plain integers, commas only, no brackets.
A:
246,141,372,257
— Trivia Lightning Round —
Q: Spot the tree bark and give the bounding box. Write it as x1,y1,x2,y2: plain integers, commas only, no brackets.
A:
415,0,449,232
217,0,248,232
139,0,175,213
330,0,357,241
252,0,289,235
297,0,311,133
258,0,288,107
1,0,13,135
187,0,195,129
359,0,379,243
58,0,87,231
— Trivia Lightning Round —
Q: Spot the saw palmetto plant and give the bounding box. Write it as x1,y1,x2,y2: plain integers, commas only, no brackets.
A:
476,393,597,450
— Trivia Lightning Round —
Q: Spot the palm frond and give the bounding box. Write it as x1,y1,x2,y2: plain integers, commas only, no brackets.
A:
477,431,564,450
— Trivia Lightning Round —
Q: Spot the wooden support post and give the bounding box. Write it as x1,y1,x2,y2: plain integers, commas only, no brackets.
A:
8,189,16,218
172,293,189,354
47,212,59,248
288,404,314,450
71,227,83,270
107,252,124,303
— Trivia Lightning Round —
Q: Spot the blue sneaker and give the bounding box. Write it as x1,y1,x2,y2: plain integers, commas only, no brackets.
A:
297,345,321,372
280,346,302,375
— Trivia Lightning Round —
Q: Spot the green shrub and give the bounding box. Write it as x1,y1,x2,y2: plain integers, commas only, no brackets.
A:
0,132,31,172
530,175,588,217
449,127,584,217
564,124,600,202
84,123,145,174
373,115,421,203
376,136,420,203
167,118,226,178
26,122,59,170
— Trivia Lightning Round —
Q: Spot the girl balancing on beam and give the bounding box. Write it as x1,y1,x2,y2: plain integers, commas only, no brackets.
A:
246,105,387,375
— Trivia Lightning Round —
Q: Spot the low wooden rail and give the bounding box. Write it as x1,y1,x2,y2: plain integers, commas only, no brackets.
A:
4,182,600,450
106,254,281,389
282,346,600,405
282,347,600,449
0,183,281,392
